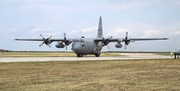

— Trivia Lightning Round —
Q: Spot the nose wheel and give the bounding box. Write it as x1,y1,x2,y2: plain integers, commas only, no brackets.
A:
77,54,83,57
95,54,100,57
95,52,101,57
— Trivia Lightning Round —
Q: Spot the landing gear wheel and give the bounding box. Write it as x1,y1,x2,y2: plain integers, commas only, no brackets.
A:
174,53,177,59
95,53,100,57
77,54,83,57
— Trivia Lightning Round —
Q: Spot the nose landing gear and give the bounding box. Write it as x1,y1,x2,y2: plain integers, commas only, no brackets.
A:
77,54,83,57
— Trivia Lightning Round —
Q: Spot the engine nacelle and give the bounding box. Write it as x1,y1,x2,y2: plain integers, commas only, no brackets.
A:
115,43,122,48
44,39,53,45
65,41,72,46
55,43,65,48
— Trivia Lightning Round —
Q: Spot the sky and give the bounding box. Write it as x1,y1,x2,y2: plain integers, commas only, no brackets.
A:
0,0,180,52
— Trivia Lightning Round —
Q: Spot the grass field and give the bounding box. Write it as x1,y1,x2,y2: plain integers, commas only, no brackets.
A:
0,59,180,91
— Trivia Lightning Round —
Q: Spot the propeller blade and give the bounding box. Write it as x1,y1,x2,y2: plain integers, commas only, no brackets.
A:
48,35,52,39
108,36,112,39
69,39,74,42
65,45,67,50
124,32,129,49
125,44,127,49
48,44,51,48
63,33,68,50
64,33,66,40
40,34,45,39
126,32,128,38
106,44,110,49
98,42,102,46
39,42,44,47
58,41,63,43
39,34,52,48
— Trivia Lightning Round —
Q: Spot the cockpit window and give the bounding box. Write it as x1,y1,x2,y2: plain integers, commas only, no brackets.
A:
74,39,85,43
81,40,85,43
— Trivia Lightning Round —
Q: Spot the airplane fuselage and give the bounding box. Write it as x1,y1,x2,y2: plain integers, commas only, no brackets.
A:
71,38,102,57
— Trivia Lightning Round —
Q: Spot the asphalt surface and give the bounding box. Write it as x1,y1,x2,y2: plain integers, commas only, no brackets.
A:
0,53,172,62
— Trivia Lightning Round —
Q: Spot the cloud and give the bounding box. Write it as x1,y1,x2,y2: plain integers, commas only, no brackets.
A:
141,30,160,38
71,30,78,33
106,28,129,37
81,26,97,33
68,30,78,37
170,31,180,36
30,27,41,34
113,28,128,33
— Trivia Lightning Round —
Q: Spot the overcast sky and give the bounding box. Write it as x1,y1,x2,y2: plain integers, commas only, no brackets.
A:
0,0,180,52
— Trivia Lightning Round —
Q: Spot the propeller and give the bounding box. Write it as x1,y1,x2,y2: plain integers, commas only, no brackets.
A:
106,36,112,49
63,33,73,50
56,33,73,50
124,32,130,49
39,34,52,48
64,33,68,50
99,35,112,49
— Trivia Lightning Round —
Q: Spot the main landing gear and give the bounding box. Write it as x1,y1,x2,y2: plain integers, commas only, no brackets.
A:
76,53,101,57
174,52,179,59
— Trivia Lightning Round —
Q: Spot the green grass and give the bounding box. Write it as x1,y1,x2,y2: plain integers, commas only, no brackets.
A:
0,59,180,91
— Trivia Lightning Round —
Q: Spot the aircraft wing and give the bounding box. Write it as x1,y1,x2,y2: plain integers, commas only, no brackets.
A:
15,38,74,48
14,39,71,42
94,32,169,43
94,37,169,49
15,33,73,48
112,38,169,42
94,38,169,42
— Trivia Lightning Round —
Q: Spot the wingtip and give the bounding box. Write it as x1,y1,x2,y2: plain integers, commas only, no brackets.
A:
164,38,169,40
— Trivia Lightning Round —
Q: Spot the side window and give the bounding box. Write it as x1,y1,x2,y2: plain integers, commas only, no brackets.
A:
81,40,85,43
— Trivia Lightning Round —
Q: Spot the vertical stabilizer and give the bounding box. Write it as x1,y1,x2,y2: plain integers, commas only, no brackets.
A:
97,16,103,38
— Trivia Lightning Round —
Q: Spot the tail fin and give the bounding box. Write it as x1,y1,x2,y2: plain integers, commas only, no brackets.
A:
97,16,103,38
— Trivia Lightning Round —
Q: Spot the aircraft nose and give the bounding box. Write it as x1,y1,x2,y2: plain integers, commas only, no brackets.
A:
72,44,81,53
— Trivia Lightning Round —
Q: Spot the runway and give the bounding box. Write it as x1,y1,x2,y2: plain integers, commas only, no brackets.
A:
0,53,171,62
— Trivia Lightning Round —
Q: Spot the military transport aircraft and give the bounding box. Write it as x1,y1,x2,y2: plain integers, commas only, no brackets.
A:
15,16,169,57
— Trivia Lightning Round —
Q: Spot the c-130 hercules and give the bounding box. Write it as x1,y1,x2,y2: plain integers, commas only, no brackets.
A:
15,16,169,57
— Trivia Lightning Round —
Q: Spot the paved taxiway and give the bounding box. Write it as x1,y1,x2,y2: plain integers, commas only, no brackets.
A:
0,53,171,62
